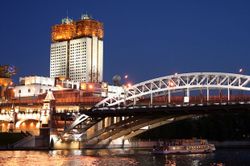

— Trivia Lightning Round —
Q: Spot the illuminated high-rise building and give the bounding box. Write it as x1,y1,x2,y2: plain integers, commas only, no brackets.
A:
50,14,104,82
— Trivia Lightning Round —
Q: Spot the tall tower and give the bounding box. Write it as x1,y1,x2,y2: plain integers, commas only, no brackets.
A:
50,14,104,82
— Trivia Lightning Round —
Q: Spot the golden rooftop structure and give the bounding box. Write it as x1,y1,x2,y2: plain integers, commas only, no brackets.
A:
51,14,104,42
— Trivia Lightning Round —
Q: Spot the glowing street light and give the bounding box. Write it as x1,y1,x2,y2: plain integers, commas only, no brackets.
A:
239,68,243,73
80,83,87,90
88,84,93,90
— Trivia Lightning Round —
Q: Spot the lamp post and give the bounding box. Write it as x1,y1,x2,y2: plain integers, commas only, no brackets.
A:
239,68,244,98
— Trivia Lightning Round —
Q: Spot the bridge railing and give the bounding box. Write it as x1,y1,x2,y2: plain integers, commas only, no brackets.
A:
124,95,250,106
95,72,250,108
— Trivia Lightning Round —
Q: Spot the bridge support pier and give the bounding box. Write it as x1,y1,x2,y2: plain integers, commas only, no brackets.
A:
168,90,171,103
104,117,113,128
207,88,209,102
150,93,153,106
97,121,103,131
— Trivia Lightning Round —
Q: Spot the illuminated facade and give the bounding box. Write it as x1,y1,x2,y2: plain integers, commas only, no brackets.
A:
50,14,104,82
13,76,55,98
50,41,68,78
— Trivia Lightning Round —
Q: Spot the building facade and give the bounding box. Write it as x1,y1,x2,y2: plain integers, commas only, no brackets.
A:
50,14,104,82
13,76,83,98
14,76,55,98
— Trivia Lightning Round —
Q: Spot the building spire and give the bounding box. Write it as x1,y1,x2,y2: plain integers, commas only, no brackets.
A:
61,9,73,24
81,12,92,20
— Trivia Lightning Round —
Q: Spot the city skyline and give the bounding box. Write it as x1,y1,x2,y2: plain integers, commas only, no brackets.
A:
1,0,250,84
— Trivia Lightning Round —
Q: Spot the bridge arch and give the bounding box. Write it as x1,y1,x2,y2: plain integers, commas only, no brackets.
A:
85,114,197,146
15,119,40,128
95,72,250,108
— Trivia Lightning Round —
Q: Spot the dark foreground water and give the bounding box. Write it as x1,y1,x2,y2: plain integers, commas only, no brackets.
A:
0,148,250,166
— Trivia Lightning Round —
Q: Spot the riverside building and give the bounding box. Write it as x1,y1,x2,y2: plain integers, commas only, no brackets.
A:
50,14,104,82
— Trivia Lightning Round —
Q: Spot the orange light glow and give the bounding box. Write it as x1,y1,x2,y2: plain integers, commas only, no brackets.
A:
127,83,132,88
168,80,175,87
88,84,93,89
56,85,63,90
36,122,40,128
81,83,87,90
51,19,104,42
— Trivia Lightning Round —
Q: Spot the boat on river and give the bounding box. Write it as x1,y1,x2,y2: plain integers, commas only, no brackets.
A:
152,139,216,154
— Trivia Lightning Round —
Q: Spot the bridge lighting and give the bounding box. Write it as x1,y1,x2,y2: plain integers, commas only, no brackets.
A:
127,83,132,88
168,80,175,87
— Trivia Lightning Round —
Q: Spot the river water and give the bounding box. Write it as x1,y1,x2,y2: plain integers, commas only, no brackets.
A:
0,148,249,166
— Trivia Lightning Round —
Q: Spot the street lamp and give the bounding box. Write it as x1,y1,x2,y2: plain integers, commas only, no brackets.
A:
124,74,128,79
239,68,243,74
239,68,244,97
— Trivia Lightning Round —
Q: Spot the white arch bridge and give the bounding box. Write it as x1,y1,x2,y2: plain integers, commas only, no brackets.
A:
60,72,250,147
95,72,250,109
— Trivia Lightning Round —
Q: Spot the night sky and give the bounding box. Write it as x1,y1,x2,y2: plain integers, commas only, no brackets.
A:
1,0,250,84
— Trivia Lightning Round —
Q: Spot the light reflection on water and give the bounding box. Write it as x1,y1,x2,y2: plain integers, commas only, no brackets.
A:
0,149,250,166
0,150,139,166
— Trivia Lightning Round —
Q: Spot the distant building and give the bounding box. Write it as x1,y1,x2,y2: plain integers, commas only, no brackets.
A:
13,75,124,99
13,76,82,98
13,76,55,98
50,14,104,83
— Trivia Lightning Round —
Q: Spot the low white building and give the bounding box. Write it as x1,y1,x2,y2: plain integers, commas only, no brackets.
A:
13,76,124,99
13,76,84,98
102,85,125,98
14,76,56,98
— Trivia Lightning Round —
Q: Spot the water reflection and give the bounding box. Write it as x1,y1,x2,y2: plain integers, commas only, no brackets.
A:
0,149,249,166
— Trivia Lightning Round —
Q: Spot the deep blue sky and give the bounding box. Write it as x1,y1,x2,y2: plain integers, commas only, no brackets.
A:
1,0,250,84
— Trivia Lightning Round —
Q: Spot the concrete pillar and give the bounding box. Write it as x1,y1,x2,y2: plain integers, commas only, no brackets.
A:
168,90,171,103
104,117,109,128
97,120,103,131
